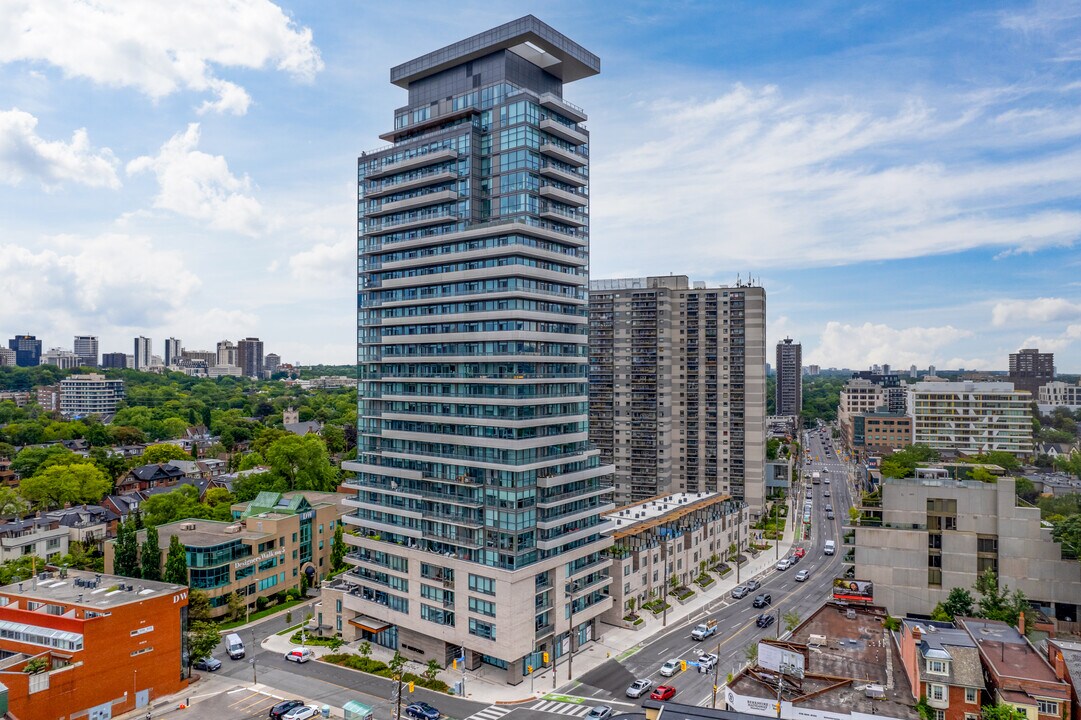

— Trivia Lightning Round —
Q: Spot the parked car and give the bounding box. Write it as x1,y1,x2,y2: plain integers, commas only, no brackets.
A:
794,547,806,558
406,703,441,720
282,706,321,720
269,700,305,720
753,593,772,608
776,557,792,571
731,584,749,599
650,685,677,701
794,569,810,582
587,707,613,720
194,656,221,671
756,613,775,628
659,659,681,677
626,679,653,698
745,579,762,592
284,647,315,663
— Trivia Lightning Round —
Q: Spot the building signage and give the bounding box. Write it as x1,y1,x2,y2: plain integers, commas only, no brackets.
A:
758,641,805,674
300,511,315,521
726,688,907,720
235,547,285,570
832,578,873,602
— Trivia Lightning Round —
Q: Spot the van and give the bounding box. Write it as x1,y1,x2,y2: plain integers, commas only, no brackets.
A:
824,540,836,556
225,632,245,660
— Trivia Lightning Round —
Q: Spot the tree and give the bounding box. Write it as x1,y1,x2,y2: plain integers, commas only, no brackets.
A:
1051,514,1081,559
233,471,286,502
982,451,1021,473
981,703,1028,720
19,462,111,508
932,587,974,621
10,445,72,478
881,445,940,479
188,621,221,667
141,485,207,527
0,487,29,518
226,591,245,621
322,425,346,454
264,435,338,492
424,658,441,682
969,466,997,483
766,438,781,461
331,521,346,571
1013,477,1039,504
140,443,192,465
744,642,758,665
140,526,162,581
188,589,212,623
388,651,406,679
237,452,267,471
974,570,1028,626
164,535,189,585
114,516,140,578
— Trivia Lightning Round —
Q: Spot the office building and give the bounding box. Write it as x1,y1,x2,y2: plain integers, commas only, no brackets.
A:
265,352,282,376
588,275,767,508
338,16,612,683
775,337,802,417
133,336,152,370
59,373,125,417
101,351,128,369
907,379,1033,457
0,347,15,367
7,334,41,367
1009,348,1054,397
1038,380,1081,414
237,337,264,378
73,335,99,366
852,475,1081,626
107,491,346,618
0,570,189,720
216,340,238,367
40,347,81,369
164,337,182,367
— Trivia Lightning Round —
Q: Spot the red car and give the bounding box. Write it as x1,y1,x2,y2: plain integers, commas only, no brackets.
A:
650,685,677,701
794,547,806,558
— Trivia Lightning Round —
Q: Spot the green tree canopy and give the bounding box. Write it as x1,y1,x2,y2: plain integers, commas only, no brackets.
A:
974,570,1028,626
10,445,73,478
140,443,193,465
880,445,941,479
114,516,140,578
19,463,111,509
188,621,221,667
164,535,188,585
264,434,338,492
141,485,209,527
140,526,162,581
931,587,975,621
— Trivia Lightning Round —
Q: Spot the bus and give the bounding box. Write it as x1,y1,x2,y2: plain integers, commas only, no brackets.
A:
812,472,821,484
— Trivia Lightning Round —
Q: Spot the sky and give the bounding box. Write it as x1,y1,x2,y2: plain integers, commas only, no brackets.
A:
1,1,1080,371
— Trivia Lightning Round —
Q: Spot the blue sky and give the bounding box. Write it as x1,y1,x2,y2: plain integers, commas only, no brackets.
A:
1,1,1080,371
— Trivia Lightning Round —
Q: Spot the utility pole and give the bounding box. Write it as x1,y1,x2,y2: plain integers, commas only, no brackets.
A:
567,584,576,681
711,637,722,708
394,672,404,720
251,628,257,685
736,508,742,584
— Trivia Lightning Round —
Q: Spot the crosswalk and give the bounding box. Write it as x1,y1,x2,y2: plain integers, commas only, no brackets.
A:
464,706,514,720
529,700,594,717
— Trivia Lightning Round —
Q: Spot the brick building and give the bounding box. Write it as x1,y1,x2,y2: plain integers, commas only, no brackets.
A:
898,620,984,720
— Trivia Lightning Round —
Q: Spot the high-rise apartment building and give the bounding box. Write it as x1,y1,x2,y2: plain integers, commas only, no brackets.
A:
0,348,15,367
588,276,766,510
1008,348,1054,396
40,348,81,369
59,374,125,417
101,352,128,369
775,337,802,417
7,334,41,367
265,353,282,376
335,16,612,684
237,337,264,378
907,380,1033,457
73,335,98,366
216,340,238,367
164,337,182,367
133,336,152,370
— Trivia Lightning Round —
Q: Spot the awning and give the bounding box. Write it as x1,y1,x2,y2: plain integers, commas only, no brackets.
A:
350,616,392,633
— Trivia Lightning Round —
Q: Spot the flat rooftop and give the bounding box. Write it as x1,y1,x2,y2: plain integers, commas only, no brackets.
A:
958,618,1067,695
731,603,919,719
390,15,599,88
154,518,267,546
0,570,183,609
604,491,731,540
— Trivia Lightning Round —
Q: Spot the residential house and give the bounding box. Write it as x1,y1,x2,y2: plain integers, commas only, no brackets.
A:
45,505,118,552
1047,640,1081,720
0,517,69,561
898,620,985,720
0,459,15,488
116,463,187,494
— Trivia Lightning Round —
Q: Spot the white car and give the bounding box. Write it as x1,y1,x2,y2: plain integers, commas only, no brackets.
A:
776,558,792,571
698,653,719,670
659,659,681,677
282,706,321,720
284,647,315,663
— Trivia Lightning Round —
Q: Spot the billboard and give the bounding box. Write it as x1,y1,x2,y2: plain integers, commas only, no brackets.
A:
759,641,806,675
832,578,873,602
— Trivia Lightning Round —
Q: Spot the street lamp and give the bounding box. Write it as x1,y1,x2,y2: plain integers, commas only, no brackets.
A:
566,581,580,681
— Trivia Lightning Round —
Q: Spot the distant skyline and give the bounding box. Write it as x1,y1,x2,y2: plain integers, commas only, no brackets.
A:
2,1,1079,370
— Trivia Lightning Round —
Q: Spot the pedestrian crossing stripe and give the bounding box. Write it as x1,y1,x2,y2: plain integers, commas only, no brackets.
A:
530,700,593,717
464,707,513,720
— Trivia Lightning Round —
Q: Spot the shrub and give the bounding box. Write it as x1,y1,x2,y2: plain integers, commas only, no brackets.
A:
256,596,269,611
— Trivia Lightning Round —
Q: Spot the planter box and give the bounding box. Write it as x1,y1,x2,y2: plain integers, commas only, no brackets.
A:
621,617,644,631
673,589,695,605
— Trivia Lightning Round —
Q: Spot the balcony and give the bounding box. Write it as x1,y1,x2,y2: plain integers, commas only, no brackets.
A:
540,118,588,145
539,164,587,188
536,519,613,550
379,106,476,142
368,189,458,217
367,148,459,180
540,142,587,168
540,204,587,228
537,502,615,530
368,209,459,233
366,170,457,198
538,92,587,123
539,185,587,208
537,484,613,508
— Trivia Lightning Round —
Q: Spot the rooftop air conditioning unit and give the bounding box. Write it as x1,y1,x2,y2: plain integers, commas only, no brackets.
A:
224,525,243,534
179,522,196,531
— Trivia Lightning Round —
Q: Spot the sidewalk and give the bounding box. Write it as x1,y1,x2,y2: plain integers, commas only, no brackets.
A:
302,519,798,706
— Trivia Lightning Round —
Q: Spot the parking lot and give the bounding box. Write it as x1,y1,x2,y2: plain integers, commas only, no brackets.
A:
146,685,298,720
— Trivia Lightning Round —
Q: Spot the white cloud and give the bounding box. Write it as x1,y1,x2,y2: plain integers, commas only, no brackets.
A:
806,321,974,370
0,0,322,115
1021,323,1081,353
991,297,1081,326
127,124,267,236
0,108,119,189
289,239,354,286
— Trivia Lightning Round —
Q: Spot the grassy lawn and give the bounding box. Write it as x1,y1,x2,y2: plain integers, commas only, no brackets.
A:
217,598,308,631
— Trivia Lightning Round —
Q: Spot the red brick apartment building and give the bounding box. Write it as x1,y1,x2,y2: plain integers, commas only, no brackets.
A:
0,569,188,719
899,620,985,720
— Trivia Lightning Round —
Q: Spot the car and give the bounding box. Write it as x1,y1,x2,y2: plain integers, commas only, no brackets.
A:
794,569,810,582
776,557,792,571
269,700,306,720
282,706,321,720
626,679,654,698
753,593,772,608
745,579,762,592
827,511,835,520
650,685,677,701
756,613,775,628
587,707,613,720
824,478,830,484
698,653,719,670
731,584,749,599
824,490,831,497
284,647,315,663
406,703,441,720
825,504,833,512
660,659,681,677
794,547,806,558
193,656,221,671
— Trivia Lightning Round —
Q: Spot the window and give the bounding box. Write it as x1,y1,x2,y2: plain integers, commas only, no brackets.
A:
927,659,948,674
468,574,496,596
935,711,945,720
468,618,496,641
468,598,496,617
965,688,977,704
1037,700,1058,716
965,714,979,720
929,684,946,702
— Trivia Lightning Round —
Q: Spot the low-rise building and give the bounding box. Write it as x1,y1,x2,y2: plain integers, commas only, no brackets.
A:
907,380,1033,457
0,569,188,720
1047,639,1081,720
59,373,125,417
956,617,1071,720
848,410,912,459
116,463,187,494
1039,381,1081,414
33,384,61,413
40,348,82,369
725,602,919,720
852,476,1081,627
601,492,748,624
897,620,985,720
0,518,69,562
45,505,117,553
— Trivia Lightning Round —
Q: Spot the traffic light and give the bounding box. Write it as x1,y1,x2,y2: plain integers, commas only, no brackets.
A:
713,686,719,693
680,660,687,672
528,665,534,674
408,682,415,693
543,652,549,663
452,658,457,670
